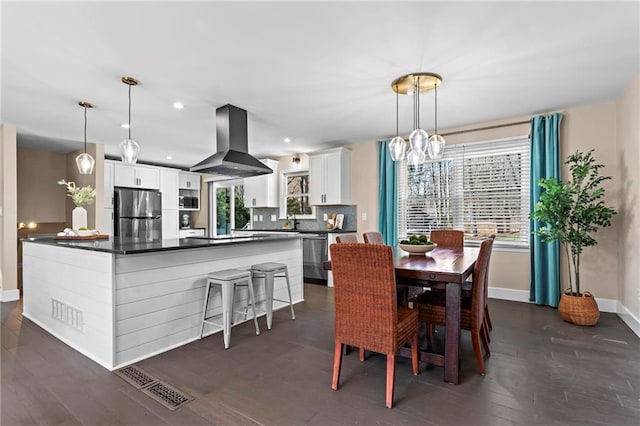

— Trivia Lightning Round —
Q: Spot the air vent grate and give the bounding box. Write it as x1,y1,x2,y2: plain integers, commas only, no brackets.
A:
51,298,84,332
141,381,193,410
114,365,158,389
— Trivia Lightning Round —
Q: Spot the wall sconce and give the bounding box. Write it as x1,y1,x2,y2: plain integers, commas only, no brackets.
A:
17,222,38,230
292,155,301,168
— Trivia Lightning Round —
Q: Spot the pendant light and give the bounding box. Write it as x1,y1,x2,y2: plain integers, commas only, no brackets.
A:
119,76,140,164
388,83,407,161
408,75,429,157
427,82,446,160
75,101,95,174
390,72,443,164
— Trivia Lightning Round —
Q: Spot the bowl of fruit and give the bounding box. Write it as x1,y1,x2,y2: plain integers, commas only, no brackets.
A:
399,234,437,255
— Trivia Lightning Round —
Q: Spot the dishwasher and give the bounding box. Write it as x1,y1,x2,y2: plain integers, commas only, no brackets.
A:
302,233,328,284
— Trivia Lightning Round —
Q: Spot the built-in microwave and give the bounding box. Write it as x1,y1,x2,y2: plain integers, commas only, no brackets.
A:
179,196,199,209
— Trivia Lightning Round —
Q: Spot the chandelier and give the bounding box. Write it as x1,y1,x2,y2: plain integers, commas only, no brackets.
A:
388,72,445,164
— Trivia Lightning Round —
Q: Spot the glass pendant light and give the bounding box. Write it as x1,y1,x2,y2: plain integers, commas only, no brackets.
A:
388,83,406,161
75,101,95,174
119,76,140,164
427,82,446,160
408,75,429,156
406,149,426,166
390,72,442,164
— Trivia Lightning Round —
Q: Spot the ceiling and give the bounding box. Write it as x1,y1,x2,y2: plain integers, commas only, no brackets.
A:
2,1,638,169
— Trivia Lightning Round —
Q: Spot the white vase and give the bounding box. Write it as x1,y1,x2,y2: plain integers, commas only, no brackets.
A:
72,206,87,230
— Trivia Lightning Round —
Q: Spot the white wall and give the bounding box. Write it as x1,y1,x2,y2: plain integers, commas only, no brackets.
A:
0,124,19,301
616,72,640,334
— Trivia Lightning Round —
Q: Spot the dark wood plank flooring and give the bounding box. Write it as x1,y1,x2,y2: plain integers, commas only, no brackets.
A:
2,284,639,425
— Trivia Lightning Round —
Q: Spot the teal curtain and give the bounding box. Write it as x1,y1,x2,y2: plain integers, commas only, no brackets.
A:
530,113,562,307
378,140,398,246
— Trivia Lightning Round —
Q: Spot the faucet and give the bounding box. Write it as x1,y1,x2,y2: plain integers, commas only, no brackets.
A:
292,214,300,230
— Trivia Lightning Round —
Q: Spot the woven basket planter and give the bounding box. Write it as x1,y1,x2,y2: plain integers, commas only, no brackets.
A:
558,289,600,326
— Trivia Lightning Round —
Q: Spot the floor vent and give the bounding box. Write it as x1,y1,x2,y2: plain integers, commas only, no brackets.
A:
51,298,84,332
114,365,193,410
141,381,193,411
114,365,158,389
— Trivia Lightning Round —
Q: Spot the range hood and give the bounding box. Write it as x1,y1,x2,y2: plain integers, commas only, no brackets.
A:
190,104,273,177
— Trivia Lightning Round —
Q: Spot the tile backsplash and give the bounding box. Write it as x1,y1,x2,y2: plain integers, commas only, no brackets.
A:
250,205,357,231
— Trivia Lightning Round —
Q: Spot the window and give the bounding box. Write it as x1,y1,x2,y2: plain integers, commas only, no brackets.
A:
398,136,530,248
209,181,250,236
281,170,313,218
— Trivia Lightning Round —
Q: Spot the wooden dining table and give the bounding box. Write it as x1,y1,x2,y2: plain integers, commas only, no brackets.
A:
325,245,480,385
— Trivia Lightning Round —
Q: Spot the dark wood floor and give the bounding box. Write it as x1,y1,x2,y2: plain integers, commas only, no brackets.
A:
2,284,639,425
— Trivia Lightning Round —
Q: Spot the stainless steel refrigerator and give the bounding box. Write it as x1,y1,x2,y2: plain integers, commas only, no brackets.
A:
114,188,162,241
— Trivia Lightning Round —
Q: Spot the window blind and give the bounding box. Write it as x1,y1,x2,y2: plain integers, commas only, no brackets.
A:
398,136,530,248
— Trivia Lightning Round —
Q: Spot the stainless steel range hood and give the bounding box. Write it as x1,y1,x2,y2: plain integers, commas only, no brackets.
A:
190,104,273,177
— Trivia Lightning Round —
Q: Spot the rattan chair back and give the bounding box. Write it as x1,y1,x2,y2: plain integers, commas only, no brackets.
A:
429,229,464,248
329,243,397,354
363,232,384,244
470,238,494,331
336,234,358,243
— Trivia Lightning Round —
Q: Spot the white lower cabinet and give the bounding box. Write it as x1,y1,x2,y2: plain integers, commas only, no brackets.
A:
162,210,179,239
179,228,206,238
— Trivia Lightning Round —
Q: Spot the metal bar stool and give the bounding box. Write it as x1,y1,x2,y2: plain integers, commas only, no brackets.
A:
200,269,260,349
250,262,296,329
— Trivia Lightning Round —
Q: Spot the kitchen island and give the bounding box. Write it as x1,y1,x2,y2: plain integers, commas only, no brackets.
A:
22,234,303,370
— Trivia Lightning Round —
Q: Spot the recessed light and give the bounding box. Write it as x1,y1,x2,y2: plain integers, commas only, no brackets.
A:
121,123,130,129
284,138,291,143
173,102,184,110
166,156,173,160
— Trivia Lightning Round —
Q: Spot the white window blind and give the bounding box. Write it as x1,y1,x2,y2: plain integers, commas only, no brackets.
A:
398,136,530,248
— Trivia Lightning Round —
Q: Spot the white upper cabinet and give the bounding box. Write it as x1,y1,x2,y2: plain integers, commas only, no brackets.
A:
114,163,160,189
159,169,179,210
308,148,351,205
104,161,114,208
243,159,279,208
179,172,201,190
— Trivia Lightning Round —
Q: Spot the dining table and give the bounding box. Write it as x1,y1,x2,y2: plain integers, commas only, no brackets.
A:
325,245,480,385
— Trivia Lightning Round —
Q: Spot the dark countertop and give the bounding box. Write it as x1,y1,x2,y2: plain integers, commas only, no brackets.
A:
23,234,301,255
235,228,357,234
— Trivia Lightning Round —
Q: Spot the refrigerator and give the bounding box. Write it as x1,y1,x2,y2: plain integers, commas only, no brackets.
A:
114,188,162,241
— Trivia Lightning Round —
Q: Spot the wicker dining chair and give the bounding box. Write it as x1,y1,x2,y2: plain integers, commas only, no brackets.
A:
463,235,496,337
336,234,358,243
329,243,420,408
429,229,464,248
414,237,494,375
429,230,494,338
362,232,384,244
336,234,364,359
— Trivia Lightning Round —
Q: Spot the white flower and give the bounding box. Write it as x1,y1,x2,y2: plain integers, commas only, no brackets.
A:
58,179,96,207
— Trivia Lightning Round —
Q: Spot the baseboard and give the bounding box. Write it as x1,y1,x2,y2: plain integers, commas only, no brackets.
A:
617,301,640,338
488,287,530,303
487,286,618,313
0,289,20,302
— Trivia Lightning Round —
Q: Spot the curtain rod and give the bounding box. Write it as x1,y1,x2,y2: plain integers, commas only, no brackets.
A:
441,119,530,137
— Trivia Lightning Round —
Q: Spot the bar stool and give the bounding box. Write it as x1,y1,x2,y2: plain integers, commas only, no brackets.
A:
250,262,296,330
200,269,260,349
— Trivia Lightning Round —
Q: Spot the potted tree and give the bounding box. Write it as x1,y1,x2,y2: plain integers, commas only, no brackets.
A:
530,150,616,325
